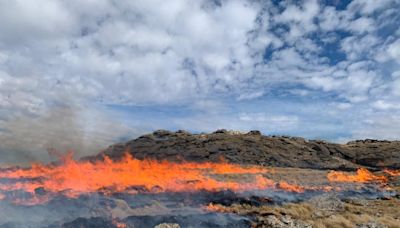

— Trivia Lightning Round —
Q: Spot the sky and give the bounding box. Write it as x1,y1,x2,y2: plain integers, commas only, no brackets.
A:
0,0,400,163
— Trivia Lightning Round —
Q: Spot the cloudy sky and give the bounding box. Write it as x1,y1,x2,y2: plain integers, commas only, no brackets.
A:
1,0,400,163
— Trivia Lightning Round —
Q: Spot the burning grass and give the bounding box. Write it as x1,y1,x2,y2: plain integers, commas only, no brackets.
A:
0,153,397,206
0,152,276,204
4,152,382,206
1,152,399,227
327,168,388,184
384,169,400,176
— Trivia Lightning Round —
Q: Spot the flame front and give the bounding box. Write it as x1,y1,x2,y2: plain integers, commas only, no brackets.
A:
277,181,305,193
384,169,400,176
0,153,277,204
327,168,388,183
1,153,395,206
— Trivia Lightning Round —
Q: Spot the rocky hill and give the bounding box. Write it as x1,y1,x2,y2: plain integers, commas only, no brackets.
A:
93,129,400,170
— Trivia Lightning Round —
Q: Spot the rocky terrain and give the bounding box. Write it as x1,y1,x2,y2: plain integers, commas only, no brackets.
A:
94,129,400,170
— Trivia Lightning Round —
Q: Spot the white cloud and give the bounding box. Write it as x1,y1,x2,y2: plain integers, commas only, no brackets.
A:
0,0,400,159
392,78,400,96
0,0,264,121
336,102,353,110
239,112,299,130
0,0,76,44
237,91,264,100
351,114,400,140
341,35,380,60
277,0,319,26
318,6,343,31
348,17,375,34
275,0,320,41
347,0,395,15
387,39,400,63
371,100,400,110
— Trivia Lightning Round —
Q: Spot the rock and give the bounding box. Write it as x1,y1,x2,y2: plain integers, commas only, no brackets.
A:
154,223,180,228
213,129,228,134
248,130,262,136
175,130,191,135
257,215,311,228
124,213,252,227
357,221,388,228
344,140,400,169
90,130,400,170
153,130,173,138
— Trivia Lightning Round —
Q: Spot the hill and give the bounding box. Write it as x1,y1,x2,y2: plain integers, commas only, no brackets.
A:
93,129,400,170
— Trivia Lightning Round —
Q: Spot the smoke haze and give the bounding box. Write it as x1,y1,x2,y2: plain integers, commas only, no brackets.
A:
0,104,135,165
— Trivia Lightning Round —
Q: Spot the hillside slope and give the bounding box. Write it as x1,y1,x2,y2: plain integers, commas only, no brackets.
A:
94,130,400,170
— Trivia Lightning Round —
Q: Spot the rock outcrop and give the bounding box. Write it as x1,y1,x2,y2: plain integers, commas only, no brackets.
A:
92,130,400,170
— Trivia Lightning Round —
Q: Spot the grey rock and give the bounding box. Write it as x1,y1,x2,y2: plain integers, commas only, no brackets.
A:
154,223,180,228
357,221,388,228
89,130,400,170
258,215,311,228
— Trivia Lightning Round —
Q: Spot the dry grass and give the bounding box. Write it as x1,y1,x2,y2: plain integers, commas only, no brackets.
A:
210,197,400,228
208,167,400,227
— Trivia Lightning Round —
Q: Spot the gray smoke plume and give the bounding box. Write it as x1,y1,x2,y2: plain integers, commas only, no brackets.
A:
0,104,136,166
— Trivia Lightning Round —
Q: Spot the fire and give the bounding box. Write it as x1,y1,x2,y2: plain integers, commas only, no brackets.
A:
277,181,305,193
0,152,275,204
112,219,127,228
204,203,229,213
384,169,400,176
2,152,394,206
327,168,388,183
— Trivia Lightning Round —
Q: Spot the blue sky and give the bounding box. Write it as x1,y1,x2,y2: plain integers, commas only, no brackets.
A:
1,0,400,163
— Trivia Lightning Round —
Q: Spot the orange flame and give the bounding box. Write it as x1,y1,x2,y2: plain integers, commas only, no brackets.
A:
384,169,400,176
112,219,127,228
204,203,229,213
0,153,276,204
327,168,388,183
277,181,305,193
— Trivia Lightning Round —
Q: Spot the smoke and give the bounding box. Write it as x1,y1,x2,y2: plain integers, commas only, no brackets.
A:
0,104,136,165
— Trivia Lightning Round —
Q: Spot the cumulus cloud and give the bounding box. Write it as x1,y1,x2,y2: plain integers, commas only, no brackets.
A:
387,39,400,63
1,0,400,162
239,113,299,130
351,114,400,140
